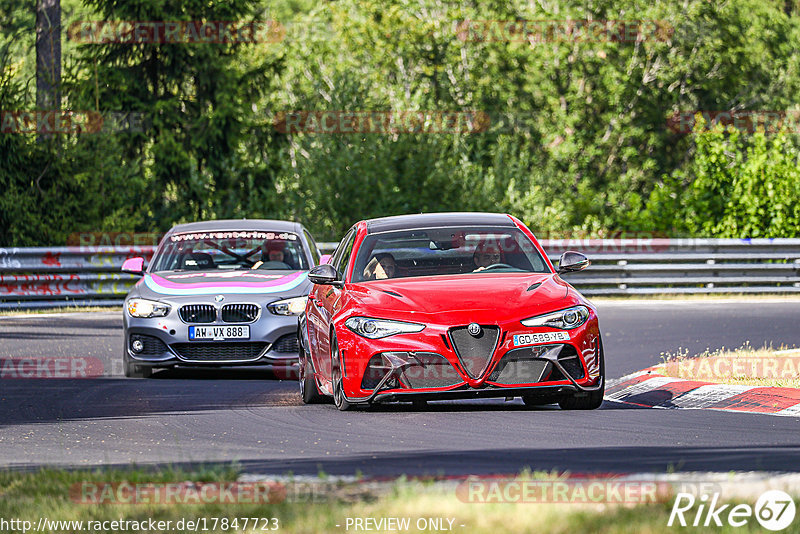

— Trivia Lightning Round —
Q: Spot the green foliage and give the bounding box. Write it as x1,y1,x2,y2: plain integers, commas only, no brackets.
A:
260,0,800,239
71,0,281,226
640,117,800,237
2,0,800,244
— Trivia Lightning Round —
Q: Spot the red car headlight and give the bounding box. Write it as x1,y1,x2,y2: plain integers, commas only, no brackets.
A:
344,317,425,339
521,305,590,330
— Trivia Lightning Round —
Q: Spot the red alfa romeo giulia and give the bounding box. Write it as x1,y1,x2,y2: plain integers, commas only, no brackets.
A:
298,212,603,410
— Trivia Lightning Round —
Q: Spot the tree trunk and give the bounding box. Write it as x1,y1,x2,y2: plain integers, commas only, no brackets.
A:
36,0,61,139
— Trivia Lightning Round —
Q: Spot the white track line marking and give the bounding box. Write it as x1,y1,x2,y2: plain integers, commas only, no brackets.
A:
774,348,800,355
0,311,118,320
668,384,756,409
775,404,800,417
606,374,800,416
605,369,655,389
594,298,800,307
605,376,683,402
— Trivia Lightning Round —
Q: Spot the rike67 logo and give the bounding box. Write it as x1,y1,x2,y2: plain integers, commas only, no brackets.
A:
668,490,796,531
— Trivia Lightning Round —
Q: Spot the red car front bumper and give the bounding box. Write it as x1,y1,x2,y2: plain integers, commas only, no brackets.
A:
335,313,602,403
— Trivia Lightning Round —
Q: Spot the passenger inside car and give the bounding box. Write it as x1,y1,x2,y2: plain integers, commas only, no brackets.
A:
363,252,397,280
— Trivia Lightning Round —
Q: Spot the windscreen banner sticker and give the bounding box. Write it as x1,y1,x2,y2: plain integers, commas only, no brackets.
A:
169,231,297,242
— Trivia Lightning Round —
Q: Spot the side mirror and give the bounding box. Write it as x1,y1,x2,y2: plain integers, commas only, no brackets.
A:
121,257,145,275
319,254,332,265
557,251,590,274
308,264,341,285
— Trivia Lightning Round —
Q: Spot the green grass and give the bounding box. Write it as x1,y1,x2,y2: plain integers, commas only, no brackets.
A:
0,466,789,533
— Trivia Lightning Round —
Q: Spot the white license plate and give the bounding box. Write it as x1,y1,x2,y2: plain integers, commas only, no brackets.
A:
513,331,570,347
189,325,250,340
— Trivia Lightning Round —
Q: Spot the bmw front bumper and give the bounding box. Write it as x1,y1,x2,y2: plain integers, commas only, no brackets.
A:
124,307,300,369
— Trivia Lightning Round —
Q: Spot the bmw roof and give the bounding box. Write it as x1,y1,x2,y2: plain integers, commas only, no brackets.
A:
166,219,303,235
364,212,515,233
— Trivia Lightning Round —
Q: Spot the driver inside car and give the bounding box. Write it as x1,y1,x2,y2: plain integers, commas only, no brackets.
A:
252,243,292,269
472,244,503,272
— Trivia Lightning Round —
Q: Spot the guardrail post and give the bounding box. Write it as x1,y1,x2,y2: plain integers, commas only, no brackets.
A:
617,260,627,292
706,258,716,288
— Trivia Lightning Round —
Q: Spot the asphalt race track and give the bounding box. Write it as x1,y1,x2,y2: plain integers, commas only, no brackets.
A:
1,299,799,476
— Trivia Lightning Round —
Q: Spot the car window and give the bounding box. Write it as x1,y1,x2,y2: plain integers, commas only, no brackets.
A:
150,231,310,272
303,229,321,266
332,229,357,276
328,229,352,271
352,226,549,282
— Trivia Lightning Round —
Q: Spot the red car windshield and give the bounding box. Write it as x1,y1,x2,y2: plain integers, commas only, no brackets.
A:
151,231,309,271
351,227,549,282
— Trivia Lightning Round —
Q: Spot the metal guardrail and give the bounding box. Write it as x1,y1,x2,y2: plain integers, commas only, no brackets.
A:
542,238,800,295
1,239,799,309
0,246,156,310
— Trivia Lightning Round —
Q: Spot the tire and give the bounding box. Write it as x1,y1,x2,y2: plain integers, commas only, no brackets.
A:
123,349,152,379
299,340,325,404
558,336,605,410
330,334,352,411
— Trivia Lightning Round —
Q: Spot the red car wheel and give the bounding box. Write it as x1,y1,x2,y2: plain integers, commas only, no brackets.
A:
298,339,325,404
331,333,352,411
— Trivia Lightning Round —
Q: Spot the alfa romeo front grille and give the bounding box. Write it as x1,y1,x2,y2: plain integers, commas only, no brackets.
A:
448,325,500,379
488,344,585,385
179,304,216,323
221,303,259,323
361,352,462,390
488,348,553,385
171,342,267,362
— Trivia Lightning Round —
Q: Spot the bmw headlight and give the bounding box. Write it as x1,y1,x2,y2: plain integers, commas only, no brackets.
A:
345,317,425,339
127,298,170,318
521,305,590,330
267,296,308,316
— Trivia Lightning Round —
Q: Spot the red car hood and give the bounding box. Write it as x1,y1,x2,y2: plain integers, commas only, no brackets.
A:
347,273,572,324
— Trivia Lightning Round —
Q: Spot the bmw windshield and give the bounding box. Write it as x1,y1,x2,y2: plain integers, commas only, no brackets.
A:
151,230,310,272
